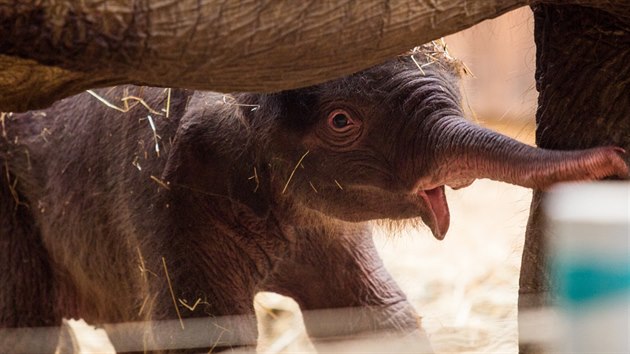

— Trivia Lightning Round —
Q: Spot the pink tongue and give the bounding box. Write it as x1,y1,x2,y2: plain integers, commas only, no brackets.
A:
423,186,450,240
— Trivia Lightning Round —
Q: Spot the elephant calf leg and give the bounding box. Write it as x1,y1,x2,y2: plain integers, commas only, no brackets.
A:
262,225,432,351
0,179,60,353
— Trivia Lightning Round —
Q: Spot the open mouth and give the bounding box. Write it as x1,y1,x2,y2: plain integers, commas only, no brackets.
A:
416,185,450,240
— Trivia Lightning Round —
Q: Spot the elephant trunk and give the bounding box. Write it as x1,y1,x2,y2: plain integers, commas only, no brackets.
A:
422,116,629,191
409,115,628,240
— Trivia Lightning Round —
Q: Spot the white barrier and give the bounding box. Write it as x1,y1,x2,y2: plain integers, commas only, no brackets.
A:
545,181,630,353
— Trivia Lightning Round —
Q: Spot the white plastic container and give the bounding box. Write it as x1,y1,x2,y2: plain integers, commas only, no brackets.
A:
545,182,630,353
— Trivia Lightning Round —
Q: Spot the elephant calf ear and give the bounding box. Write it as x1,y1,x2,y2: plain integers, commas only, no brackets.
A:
161,95,271,218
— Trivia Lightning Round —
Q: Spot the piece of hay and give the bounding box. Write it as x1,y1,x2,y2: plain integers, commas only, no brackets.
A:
146,115,161,157
161,257,185,330
281,150,310,194
150,175,170,190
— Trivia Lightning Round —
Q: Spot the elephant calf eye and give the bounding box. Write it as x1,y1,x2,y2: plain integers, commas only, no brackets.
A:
321,108,363,149
327,109,355,131
332,113,349,128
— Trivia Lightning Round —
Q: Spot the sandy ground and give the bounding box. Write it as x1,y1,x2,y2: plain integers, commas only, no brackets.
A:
254,122,536,353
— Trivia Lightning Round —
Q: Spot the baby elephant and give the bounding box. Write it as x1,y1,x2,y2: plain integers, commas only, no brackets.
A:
1,44,628,353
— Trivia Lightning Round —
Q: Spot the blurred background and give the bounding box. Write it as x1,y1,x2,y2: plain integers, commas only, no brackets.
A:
254,8,539,353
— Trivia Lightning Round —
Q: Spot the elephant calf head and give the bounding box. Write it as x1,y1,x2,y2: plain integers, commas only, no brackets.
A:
166,43,629,241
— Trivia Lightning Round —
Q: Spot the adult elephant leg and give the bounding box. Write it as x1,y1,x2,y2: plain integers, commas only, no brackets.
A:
519,4,630,352
262,224,432,352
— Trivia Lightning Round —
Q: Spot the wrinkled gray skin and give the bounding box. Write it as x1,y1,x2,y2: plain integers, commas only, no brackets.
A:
0,48,627,353
0,0,526,112
1,1,628,112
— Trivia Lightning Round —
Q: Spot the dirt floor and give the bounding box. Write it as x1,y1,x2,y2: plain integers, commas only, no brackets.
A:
254,121,537,353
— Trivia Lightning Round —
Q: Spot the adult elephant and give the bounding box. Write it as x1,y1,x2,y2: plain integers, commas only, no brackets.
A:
1,0,629,352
